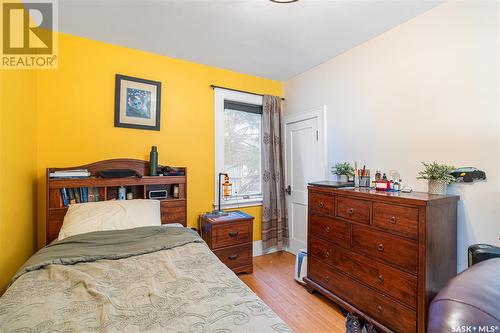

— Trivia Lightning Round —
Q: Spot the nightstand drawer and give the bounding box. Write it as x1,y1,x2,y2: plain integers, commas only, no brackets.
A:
212,221,252,249
213,244,252,270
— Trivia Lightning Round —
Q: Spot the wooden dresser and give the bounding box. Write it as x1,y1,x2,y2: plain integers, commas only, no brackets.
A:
305,185,458,333
200,211,253,274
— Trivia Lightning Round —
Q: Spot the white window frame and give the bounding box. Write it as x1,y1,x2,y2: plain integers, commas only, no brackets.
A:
214,88,263,209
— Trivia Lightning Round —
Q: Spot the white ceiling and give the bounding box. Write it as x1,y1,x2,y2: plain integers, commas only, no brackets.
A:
58,0,441,80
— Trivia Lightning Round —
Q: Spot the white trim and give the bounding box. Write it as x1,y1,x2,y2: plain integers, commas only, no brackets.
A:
283,106,328,255
212,198,262,209
252,240,279,257
283,105,329,181
214,88,263,207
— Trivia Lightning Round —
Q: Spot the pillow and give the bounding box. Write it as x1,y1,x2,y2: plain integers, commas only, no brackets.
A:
58,199,161,240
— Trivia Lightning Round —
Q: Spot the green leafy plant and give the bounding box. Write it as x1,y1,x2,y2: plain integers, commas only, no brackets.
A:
331,162,355,177
417,162,456,184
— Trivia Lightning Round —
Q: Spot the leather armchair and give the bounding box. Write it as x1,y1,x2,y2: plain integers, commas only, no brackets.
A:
427,258,500,333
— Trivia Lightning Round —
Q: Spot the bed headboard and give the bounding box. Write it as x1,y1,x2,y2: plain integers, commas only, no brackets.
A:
46,159,187,244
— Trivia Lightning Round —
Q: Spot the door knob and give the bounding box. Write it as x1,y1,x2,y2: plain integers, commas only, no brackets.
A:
285,185,291,195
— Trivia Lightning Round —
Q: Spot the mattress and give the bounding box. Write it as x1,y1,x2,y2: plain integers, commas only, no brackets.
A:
0,226,292,332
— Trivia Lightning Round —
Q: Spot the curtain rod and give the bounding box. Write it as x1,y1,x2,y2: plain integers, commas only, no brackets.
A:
210,85,285,101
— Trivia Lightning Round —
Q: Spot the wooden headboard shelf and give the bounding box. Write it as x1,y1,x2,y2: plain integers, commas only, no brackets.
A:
46,159,187,244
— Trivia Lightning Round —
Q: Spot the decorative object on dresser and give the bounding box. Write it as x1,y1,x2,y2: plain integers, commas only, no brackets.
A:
46,159,187,244
200,211,253,274
114,74,161,131
331,161,355,183
417,161,456,195
305,184,459,333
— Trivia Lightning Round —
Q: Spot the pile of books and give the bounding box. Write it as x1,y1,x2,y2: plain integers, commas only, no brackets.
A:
50,169,91,178
60,187,104,207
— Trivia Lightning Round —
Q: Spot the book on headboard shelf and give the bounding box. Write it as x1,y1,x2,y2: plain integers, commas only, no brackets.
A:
59,186,106,207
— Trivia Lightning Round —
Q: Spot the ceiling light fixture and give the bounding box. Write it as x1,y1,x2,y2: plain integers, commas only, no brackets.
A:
270,0,299,3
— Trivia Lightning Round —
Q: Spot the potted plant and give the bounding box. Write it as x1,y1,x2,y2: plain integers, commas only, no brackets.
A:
332,162,355,182
417,162,456,195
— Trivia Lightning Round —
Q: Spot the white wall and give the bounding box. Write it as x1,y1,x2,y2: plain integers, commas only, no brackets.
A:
284,1,500,272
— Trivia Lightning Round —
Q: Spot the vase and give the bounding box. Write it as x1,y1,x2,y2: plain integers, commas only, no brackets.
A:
428,180,448,195
337,175,348,182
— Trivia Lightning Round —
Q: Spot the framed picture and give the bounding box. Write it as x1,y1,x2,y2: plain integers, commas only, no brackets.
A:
114,74,161,131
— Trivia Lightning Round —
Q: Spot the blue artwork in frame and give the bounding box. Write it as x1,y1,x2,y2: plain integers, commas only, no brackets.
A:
115,74,161,131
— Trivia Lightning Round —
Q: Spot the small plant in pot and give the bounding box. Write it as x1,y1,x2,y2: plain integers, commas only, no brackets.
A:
332,162,355,182
417,162,456,195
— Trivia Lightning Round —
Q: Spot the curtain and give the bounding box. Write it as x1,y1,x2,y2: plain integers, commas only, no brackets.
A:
261,95,288,251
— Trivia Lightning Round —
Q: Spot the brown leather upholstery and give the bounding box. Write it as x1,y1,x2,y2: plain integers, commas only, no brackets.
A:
428,258,500,333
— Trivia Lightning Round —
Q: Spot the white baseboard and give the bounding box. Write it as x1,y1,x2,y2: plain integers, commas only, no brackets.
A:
253,240,277,257
253,240,294,257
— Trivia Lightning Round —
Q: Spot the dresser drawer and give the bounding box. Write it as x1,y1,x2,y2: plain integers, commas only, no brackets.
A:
309,215,350,248
309,257,416,333
212,221,252,249
349,251,417,308
310,236,417,308
309,236,351,274
352,225,418,274
373,202,419,239
213,244,252,270
309,191,335,216
336,196,371,224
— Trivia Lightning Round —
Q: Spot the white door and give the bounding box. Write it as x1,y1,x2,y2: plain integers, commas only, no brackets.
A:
285,112,325,255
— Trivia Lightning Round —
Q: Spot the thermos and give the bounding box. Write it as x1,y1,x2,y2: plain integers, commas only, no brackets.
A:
150,146,158,176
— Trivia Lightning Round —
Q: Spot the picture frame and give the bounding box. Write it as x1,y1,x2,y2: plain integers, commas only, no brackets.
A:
114,74,162,131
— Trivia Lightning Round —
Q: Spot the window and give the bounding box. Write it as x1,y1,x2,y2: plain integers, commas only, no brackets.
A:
215,89,263,208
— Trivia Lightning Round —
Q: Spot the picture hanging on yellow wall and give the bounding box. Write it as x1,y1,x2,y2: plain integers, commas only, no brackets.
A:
114,74,161,131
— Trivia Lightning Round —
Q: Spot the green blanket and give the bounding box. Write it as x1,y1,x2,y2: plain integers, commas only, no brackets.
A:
13,226,203,283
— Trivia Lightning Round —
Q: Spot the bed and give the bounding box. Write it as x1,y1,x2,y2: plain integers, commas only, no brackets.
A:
0,162,292,332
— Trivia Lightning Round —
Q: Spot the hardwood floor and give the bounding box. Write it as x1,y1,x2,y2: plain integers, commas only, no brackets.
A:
239,251,346,333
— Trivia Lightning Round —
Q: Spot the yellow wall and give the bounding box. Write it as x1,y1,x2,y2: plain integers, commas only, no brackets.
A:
35,33,281,247
0,69,38,292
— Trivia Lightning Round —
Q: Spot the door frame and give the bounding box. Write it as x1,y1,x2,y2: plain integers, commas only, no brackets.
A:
283,105,328,255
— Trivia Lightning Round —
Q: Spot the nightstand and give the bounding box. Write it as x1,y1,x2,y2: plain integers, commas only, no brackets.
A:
200,211,253,274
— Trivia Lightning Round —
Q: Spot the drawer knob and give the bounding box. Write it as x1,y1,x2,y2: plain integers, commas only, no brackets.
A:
377,243,384,252
325,251,330,258
319,202,324,208
377,305,383,313
228,231,239,237
389,216,397,224
325,226,331,233
228,254,239,260
377,274,384,283
348,208,354,215
324,275,330,282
